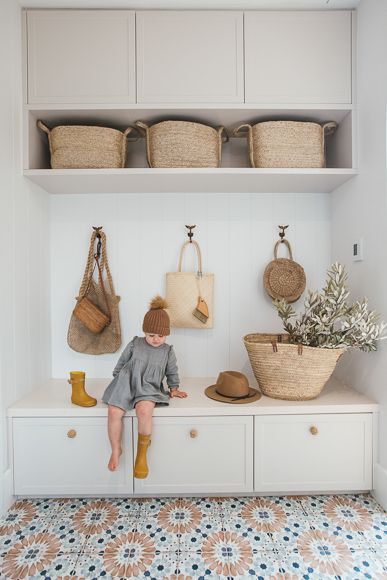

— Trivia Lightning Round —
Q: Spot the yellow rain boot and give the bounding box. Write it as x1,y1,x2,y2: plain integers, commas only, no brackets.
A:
68,371,97,407
134,434,151,479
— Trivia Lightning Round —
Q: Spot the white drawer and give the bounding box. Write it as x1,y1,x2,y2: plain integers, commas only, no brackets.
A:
254,414,373,493
13,418,133,495
134,416,253,494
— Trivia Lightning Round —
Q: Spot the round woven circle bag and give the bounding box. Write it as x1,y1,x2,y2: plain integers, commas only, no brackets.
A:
263,239,306,303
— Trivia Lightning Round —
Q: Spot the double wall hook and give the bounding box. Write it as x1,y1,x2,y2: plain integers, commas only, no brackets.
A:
92,226,103,258
185,224,196,243
278,225,289,242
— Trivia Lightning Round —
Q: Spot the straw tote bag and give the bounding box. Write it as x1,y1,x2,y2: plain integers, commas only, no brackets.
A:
166,241,214,328
68,229,121,354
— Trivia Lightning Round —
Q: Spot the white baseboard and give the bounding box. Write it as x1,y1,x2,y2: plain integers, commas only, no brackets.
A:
372,462,387,510
1,469,14,516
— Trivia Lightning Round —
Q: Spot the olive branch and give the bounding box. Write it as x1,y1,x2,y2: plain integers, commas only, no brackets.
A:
274,262,387,351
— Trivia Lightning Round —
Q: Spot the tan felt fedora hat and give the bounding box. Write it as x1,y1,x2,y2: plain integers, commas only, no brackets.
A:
205,371,261,404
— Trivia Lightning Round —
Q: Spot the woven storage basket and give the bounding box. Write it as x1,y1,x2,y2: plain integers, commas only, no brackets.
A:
37,120,133,169
234,120,337,168
244,333,345,401
135,120,228,168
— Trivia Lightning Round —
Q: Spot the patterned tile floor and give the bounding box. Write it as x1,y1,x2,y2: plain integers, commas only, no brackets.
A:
0,494,386,579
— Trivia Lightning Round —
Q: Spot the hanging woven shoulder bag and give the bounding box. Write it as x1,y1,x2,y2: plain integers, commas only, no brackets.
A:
68,228,121,354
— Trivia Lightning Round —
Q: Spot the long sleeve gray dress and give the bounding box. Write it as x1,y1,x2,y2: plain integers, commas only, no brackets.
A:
102,336,180,411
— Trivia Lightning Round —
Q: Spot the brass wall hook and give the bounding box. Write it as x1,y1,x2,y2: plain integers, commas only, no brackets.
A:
185,224,196,243
278,225,289,242
92,226,103,257
92,226,103,238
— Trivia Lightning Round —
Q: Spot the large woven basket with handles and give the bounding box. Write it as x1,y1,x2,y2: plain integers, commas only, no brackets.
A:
135,120,228,168
244,333,345,401
37,120,133,169
234,120,337,168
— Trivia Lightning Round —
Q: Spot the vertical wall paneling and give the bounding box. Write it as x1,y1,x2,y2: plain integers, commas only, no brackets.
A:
51,192,331,379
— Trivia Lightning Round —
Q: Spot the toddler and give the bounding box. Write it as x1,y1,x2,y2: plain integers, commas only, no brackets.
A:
102,296,188,478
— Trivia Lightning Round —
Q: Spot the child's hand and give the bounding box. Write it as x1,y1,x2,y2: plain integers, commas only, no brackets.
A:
170,388,188,398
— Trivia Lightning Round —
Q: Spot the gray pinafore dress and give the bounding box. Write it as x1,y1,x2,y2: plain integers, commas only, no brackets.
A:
102,336,180,411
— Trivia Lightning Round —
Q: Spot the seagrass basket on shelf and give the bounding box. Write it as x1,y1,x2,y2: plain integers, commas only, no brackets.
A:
234,120,337,168
243,333,345,401
37,120,133,169
135,120,228,168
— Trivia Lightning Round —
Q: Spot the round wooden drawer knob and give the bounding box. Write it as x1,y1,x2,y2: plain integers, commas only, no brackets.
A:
190,429,198,438
310,426,318,435
67,429,77,438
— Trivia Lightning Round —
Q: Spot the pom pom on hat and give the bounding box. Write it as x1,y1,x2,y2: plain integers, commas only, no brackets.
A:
143,295,170,336
149,295,168,310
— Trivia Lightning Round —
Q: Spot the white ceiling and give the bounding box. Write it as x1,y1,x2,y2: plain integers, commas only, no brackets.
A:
19,0,361,9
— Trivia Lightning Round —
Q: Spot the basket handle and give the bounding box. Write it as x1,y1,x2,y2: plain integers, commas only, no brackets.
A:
271,340,303,354
37,119,51,135
321,122,337,169
119,127,135,167
233,123,252,137
134,121,153,167
135,121,150,135
123,127,134,138
274,239,293,260
216,126,228,168
233,123,255,168
37,119,54,164
218,126,229,143
322,121,337,136
177,240,203,275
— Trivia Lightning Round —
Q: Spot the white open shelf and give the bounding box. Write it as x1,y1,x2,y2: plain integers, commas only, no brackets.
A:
24,167,358,194
24,104,357,194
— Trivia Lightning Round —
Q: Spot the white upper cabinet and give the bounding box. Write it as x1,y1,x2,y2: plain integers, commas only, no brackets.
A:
27,10,136,104
244,11,352,104
136,11,244,103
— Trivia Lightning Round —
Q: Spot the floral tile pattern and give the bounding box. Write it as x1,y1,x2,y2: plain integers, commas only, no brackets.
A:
0,494,386,579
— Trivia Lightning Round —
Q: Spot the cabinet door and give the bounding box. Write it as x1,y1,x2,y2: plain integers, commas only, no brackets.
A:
134,416,253,494
136,11,244,103
254,414,372,493
27,10,136,104
244,11,352,104
13,418,133,495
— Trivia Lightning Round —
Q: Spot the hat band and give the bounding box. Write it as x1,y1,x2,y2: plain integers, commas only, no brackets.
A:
215,389,254,401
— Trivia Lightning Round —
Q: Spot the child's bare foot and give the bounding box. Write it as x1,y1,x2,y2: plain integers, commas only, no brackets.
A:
108,448,122,471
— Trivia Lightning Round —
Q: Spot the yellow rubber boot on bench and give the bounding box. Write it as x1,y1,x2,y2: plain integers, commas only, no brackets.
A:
134,434,151,479
68,371,97,407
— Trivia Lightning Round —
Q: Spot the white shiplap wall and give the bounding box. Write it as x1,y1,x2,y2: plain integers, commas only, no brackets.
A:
51,191,330,379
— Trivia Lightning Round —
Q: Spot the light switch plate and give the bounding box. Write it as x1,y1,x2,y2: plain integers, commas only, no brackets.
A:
352,238,364,261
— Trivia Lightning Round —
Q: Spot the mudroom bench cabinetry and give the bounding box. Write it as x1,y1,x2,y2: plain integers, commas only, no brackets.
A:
12,417,134,496
8,378,377,497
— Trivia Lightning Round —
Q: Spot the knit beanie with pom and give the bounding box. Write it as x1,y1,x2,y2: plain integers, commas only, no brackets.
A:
142,296,170,336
